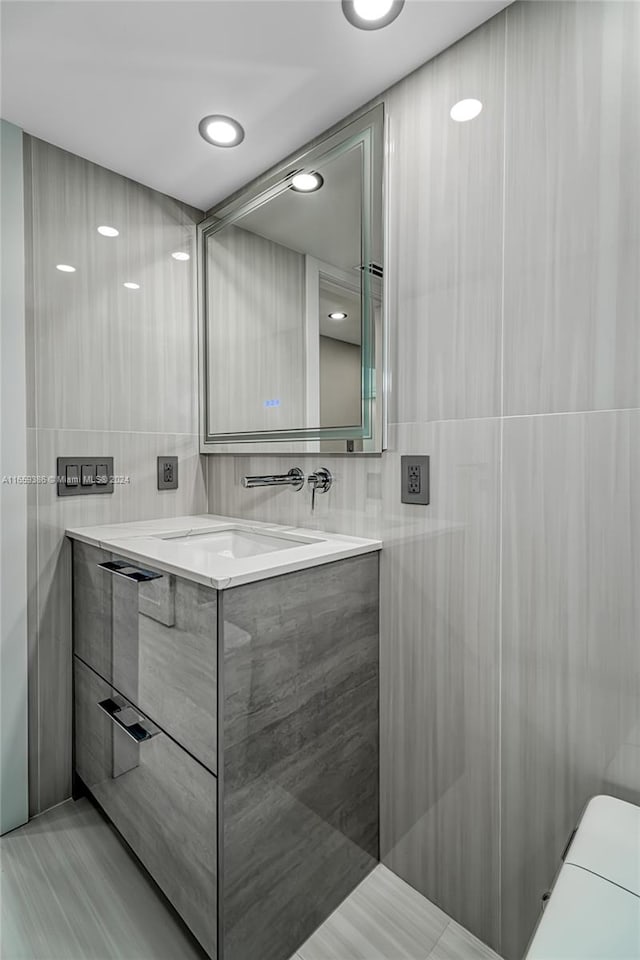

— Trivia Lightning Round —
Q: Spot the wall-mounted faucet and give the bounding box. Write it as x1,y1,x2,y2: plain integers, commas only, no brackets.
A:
241,466,332,511
241,466,333,512
241,468,305,491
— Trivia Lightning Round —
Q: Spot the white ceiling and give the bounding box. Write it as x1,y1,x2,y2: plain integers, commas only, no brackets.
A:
1,0,509,211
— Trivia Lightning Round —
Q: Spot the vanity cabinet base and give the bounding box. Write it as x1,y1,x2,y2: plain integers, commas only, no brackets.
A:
72,540,380,960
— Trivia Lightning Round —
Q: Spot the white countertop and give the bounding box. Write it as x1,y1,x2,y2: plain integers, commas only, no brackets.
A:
65,514,381,590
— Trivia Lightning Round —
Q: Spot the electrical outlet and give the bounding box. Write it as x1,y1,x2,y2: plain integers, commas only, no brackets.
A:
401,455,429,505
157,456,178,490
408,464,421,495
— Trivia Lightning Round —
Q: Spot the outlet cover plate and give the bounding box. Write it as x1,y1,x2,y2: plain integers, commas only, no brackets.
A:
401,455,430,505
157,456,178,490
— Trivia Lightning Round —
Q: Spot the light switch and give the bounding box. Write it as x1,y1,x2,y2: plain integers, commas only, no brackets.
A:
65,464,79,487
81,464,94,486
95,464,109,485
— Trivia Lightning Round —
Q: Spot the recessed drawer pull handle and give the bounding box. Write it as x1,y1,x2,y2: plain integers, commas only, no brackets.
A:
97,560,162,583
97,697,160,743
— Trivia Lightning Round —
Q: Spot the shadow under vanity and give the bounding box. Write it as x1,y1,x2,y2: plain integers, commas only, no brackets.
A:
68,518,380,960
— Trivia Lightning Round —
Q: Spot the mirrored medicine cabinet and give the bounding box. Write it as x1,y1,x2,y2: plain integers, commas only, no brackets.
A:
198,104,385,454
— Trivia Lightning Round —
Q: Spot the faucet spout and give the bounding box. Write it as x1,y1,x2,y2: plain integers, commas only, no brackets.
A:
241,468,305,491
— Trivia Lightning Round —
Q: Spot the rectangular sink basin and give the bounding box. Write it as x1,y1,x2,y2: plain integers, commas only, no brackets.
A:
156,527,316,560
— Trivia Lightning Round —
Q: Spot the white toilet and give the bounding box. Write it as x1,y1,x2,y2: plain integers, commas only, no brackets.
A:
526,795,640,959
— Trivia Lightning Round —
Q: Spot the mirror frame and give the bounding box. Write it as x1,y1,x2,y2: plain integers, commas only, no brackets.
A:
197,103,386,454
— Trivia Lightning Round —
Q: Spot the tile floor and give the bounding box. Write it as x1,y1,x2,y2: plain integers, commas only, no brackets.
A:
0,799,205,960
1,798,501,960
294,863,501,960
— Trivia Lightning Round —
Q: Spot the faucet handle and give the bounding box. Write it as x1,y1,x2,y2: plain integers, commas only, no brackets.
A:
307,467,332,512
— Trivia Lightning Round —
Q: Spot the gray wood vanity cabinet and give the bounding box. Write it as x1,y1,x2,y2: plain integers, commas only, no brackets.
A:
71,537,380,960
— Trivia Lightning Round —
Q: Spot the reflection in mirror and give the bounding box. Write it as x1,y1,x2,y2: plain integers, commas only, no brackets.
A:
319,275,361,428
206,220,307,434
207,143,364,434
199,105,383,451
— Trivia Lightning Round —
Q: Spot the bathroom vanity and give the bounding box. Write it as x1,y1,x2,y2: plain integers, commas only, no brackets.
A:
67,516,381,960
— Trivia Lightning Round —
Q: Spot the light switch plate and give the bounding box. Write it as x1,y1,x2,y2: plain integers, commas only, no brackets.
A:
401,455,430,505
157,456,178,490
57,457,114,496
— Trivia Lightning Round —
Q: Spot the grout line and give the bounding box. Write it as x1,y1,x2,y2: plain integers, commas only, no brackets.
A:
391,416,504,426
497,373,505,943
34,417,41,815
170,415,640,448
497,8,508,951
30,160,42,816
31,427,201,438
424,920,452,960
500,9,507,425
390,407,640,428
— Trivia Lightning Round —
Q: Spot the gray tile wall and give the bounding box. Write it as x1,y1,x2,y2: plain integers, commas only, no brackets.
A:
500,409,640,957
386,13,505,425
380,420,501,949
24,136,207,815
498,3,640,955
208,453,383,539
503,0,640,417
208,3,640,957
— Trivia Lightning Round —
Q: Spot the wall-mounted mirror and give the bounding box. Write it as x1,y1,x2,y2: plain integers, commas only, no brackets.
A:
198,105,385,453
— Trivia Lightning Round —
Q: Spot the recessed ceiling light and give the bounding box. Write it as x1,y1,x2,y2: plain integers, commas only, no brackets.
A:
328,311,348,321
342,0,404,30
198,115,245,148
56,264,76,272
123,282,140,290
450,99,483,122
171,251,190,261
97,225,119,237
291,172,324,193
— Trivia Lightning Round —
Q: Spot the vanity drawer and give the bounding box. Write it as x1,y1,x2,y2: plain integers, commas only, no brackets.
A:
74,656,217,957
73,540,217,773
